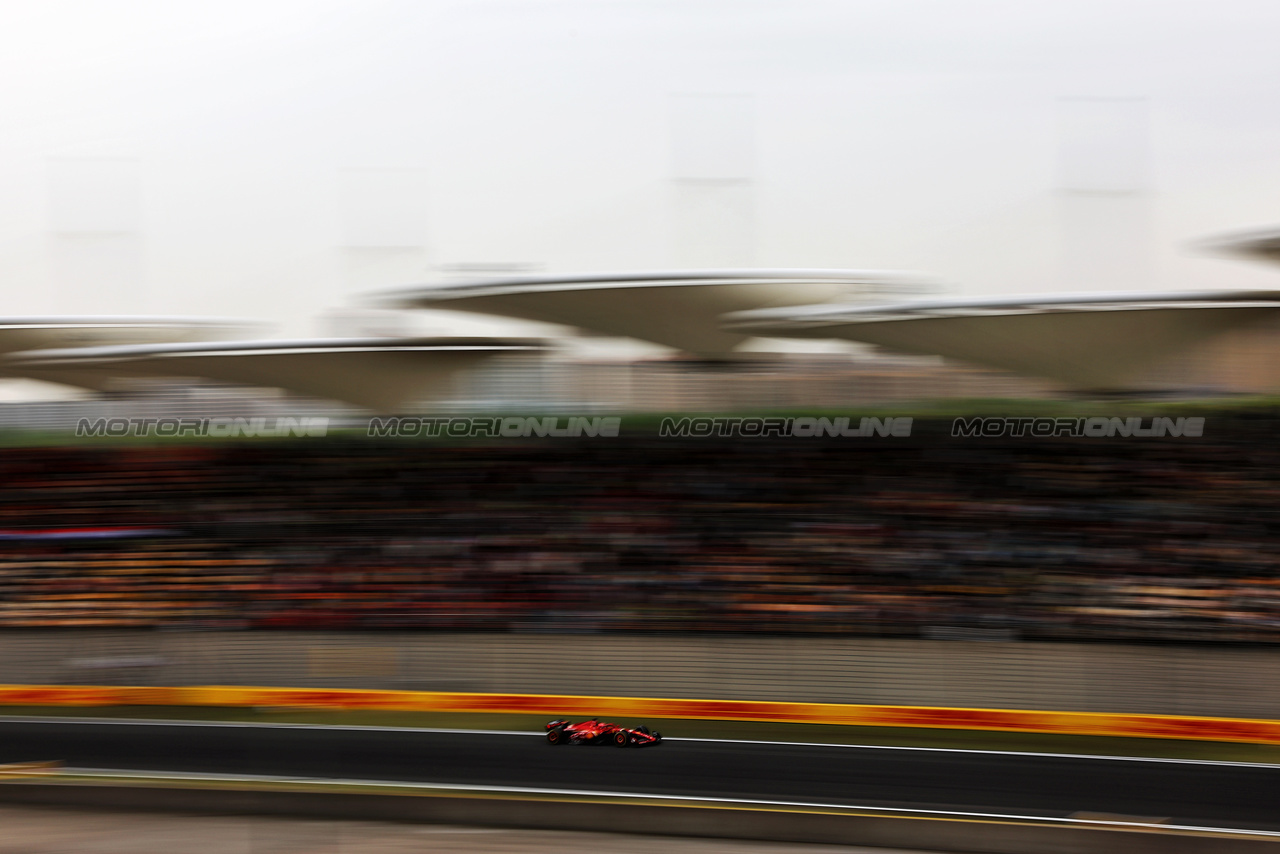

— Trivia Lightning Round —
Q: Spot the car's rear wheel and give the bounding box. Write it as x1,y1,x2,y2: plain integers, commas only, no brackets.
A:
613,731,630,747
547,728,564,745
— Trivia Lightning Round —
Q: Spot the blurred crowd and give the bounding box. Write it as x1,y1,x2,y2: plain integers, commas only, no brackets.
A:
1,426,1279,643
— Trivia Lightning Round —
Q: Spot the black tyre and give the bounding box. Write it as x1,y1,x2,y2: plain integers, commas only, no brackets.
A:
613,730,630,747
547,728,565,745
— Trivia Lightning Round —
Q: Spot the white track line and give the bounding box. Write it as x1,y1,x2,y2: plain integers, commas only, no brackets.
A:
666,737,1280,770
57,766,1280,839
5,716,1280,769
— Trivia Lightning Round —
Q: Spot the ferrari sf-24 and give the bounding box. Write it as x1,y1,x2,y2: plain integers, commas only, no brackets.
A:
545,718,663,747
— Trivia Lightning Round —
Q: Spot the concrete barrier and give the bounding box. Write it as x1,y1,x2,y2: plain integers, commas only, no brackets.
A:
2,631,1280,718
4,684,1280,745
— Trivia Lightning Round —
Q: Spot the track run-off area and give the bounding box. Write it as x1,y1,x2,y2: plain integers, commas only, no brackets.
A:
1,717,1278,835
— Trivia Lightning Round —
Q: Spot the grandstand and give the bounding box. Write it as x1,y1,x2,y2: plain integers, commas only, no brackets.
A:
2,421,1278,644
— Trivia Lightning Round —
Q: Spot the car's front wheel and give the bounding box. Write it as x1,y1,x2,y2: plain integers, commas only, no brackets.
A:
613,731,630,747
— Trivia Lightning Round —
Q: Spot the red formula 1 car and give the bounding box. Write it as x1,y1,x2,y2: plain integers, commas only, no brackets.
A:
545,718,662,747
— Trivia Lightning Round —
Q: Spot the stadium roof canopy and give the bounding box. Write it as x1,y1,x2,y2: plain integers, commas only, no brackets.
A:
1201,227,1280,267
8,337,546,412
0,317,250,358
0,316,255,392
725,290,1280,390
369,270,927,355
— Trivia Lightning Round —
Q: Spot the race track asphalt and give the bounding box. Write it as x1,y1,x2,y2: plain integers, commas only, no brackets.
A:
1,719,1277,832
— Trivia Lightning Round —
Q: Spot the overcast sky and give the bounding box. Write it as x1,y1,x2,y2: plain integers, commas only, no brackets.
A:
3,0,1280,338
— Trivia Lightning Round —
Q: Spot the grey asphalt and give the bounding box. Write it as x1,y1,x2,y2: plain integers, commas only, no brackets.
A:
1,719,1277,833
